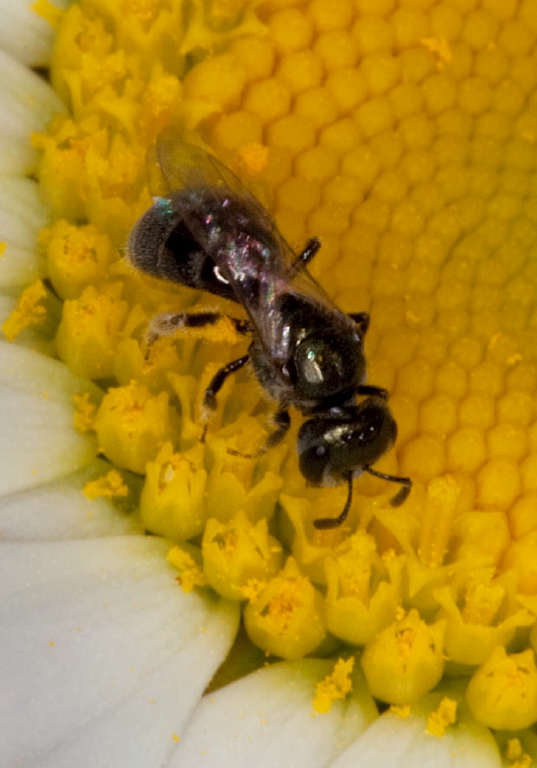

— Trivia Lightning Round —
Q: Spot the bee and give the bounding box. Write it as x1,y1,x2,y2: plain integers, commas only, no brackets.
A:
128,131,411,529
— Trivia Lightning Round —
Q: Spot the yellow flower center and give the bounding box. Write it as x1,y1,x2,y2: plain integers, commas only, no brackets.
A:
11,0,537,746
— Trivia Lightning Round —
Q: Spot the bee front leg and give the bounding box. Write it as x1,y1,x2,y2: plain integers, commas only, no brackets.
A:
203,354,250,411
200,353,250,444
364,466,412,506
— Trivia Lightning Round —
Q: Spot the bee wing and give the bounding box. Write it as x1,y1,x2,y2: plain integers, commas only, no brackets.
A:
147,130,343,363
149,130,282,256
148,129,258,206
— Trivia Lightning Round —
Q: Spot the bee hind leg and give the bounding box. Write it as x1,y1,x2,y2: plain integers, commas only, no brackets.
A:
147,312,251,344
145,312,252,359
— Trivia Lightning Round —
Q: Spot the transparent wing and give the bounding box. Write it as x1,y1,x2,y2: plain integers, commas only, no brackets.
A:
148,128,262,210
147,130,344,362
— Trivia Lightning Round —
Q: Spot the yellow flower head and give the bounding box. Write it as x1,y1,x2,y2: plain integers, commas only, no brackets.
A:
12,0,537,752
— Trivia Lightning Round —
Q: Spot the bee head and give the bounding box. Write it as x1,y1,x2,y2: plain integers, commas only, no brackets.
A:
297,397,397,485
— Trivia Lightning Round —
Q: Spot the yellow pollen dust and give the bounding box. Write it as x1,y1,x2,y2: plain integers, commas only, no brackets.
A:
168,546,207,593
73,393,97,433
267,585,303,631
426,697,457,738
390,705,411,719
84,470,129,500
505,738,532,768
241,578,266,602
421,37,453,67
313,657,355,715
2,280,48,341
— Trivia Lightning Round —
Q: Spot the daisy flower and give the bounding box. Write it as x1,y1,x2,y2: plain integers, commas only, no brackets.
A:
2,0,537,765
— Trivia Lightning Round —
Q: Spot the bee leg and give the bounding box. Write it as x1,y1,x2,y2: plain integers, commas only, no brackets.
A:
363,466,412,506
178,312,252,335
356,384,389,399
147,311,252,346
288,237,322,276
146,312,188,347
314,472,354,530
348,312,370,336
265,408,291,449
227,407,290,460
203,354,250,411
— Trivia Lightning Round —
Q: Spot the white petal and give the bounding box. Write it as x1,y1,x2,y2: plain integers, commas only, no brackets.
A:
171,659,377,767
0,342,101,495
0,535,240,768
0,49,65,175
0,0,73,67
330,709,502,768
0,460,141,540
0,340,102,410
0,177,50,287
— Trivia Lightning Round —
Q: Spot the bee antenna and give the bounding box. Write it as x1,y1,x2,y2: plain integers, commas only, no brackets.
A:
363,466,412,506
313,472,354,530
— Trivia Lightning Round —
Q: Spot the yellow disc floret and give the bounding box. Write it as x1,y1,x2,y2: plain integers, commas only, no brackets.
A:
466,648,537,731
140,442,207,541
94,380,179,474
324,530,401,645
244,557,327,659
56,284,129,379
202,510,283,601
361,609,446,705
42,220,113,300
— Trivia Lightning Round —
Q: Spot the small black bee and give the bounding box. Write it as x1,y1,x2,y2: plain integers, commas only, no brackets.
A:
128,131,411,528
